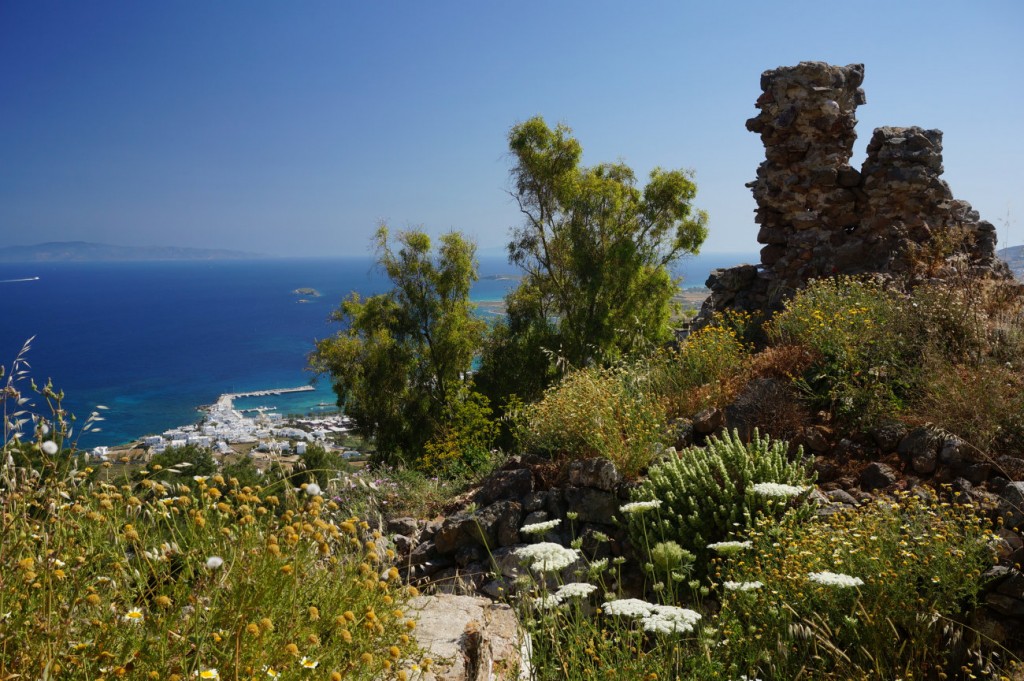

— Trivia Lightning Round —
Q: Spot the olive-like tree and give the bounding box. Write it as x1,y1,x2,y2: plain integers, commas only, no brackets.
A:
309,226,485,463
477,116,709,403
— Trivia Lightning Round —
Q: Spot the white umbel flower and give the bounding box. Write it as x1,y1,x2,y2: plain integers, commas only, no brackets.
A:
640,605,701,634
619,500,662,514
723,580,763,592
40,440,59,456
555,582,598,600
751,482,808,498
521,519,561,535
205,556,224,570
514,542,579,573
807,571,864,588
304,483,321,496
707,540,753,553
601,598,656,618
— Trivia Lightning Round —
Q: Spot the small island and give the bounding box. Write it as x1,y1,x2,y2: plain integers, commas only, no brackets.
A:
292,287,321,299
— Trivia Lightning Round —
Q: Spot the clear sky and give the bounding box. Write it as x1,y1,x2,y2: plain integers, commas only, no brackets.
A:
2,1,1022,257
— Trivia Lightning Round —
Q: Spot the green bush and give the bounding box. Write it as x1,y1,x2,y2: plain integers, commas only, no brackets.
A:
519,363,669,478
715,491,999,679
648,314,752,420
627,429,812,574
768,276,912,426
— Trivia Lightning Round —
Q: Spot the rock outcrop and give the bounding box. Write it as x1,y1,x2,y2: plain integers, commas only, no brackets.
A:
700,61,1013,321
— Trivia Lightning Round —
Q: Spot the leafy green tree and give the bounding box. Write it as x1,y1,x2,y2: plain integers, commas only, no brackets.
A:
477,116,709,403
309,226,486,464
144,444,217,484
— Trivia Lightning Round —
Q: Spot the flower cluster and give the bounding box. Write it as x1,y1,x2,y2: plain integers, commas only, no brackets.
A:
751,482,807,498
807,571,864,588
619,500,661,514
706,540,752,555
520,518,561,535
514,542,580,573
722,580,763,592
601,598,700,634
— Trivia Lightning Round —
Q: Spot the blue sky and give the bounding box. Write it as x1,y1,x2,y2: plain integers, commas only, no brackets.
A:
2,1,1022,257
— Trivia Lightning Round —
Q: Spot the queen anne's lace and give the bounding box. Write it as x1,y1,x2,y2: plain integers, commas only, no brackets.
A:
619,500,662,514
807,571,864,587
640,605,701,634
514,542,579,573
751,482,808,498
555,582,597,600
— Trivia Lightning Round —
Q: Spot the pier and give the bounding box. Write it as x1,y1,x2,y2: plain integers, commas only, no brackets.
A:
212,385,315,411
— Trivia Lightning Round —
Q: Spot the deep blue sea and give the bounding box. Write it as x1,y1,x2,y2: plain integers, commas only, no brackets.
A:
0,252,754,448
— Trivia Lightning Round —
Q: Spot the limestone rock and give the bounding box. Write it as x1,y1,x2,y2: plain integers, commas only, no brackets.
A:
409,594,527,680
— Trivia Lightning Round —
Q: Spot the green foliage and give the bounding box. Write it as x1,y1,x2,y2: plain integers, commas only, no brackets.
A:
289,442,349,487
647,314,753,419
143,443,217,482
768,276,912,426
419,387,499,479
310,225,486,465
478,116,708,404
519,362,670,478
629,429,812,573
716,491,998,679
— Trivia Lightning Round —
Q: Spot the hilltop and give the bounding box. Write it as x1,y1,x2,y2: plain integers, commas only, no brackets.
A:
0,241,264,262
1000,244,1024,279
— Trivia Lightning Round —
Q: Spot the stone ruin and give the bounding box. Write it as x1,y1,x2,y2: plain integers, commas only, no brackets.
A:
699,61,1013,320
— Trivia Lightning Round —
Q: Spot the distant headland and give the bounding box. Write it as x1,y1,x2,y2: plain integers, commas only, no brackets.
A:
0,241,265,262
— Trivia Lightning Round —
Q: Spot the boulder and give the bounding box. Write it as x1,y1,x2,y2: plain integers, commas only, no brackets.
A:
568,458,621,492
408,594,526,681
860,462,899,491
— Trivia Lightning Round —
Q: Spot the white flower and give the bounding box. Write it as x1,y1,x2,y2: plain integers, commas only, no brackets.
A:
514,542,579,573
619,500,662,514
640,605,701,634
194,669,220,679
304,483,321,496
807,571,864,588
751,482,808,498
601,598,656,618
723,580,763,591
521,518,561,535
531,594,561,610
707,540,753,553
299,657,319,669
205,556,224,570
40,440,59,456
193,475,208,483
555,582,598,600
122,608,145,624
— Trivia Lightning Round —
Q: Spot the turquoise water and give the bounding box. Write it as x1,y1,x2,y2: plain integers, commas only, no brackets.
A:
0,253,753,447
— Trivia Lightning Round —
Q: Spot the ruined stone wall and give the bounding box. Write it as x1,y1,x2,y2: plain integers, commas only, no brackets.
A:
700,61,1011,320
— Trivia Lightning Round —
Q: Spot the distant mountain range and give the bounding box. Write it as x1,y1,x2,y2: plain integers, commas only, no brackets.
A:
0,241,264,262
999,245,1024,280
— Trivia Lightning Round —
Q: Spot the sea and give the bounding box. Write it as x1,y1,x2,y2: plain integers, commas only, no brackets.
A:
0,252,755,449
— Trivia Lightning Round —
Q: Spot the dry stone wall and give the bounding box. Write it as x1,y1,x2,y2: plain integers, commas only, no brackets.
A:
701,61,1012,319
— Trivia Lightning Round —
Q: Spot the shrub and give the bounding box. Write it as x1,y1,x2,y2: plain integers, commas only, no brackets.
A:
419,388,499,479
912,358,1024,458
627,429,812,575
769,276,912,426
649,314,752,420
715,491,999,679
0,348,424,679
519,363,669,478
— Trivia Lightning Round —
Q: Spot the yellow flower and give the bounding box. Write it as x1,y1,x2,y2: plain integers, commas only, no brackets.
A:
308,606,320,621
154,595,172,609
284,643,299,657
360,653,373,665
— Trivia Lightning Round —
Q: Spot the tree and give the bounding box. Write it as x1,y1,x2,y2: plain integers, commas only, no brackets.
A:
477,116,709,403
309,226,486,464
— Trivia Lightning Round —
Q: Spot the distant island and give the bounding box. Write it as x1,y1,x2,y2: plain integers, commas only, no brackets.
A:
999,245,1024,280
0,241,265,262
293,287,322,297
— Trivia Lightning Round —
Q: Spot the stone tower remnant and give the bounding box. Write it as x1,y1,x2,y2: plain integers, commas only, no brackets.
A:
700,61,1011,319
